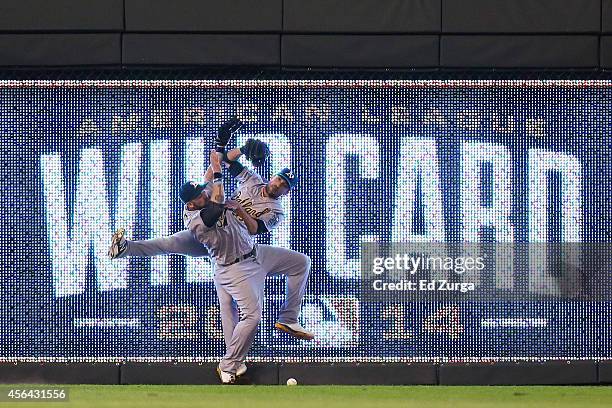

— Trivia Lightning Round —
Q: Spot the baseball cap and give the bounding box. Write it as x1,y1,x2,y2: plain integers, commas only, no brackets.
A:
179,181,209,204
275,168,298,190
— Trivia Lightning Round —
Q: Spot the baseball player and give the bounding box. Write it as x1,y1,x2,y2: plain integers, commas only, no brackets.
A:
182,159,312,383
108,118,313,383
173,147,256,381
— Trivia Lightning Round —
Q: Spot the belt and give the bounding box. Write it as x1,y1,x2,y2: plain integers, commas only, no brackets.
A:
218,246,257,267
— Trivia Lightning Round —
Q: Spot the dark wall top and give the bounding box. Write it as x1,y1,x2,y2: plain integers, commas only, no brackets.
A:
125,0,282,32
283,0,440,32
443,0,600,33
0,0,123,30
604,0,612,33
0,0,609,69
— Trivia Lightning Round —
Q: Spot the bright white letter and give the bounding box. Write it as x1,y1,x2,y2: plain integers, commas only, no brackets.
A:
326,134,379,279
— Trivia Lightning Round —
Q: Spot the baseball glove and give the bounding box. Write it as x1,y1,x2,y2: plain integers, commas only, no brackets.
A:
215,116,244,152
240,138,270,167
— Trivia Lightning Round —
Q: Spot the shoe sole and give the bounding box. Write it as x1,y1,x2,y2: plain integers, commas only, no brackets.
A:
274,322,315,340
108,228,126,259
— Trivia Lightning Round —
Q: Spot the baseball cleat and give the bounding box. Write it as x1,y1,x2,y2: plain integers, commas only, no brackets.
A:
274,322,315,341
236,362,247,377
217,365,236,384
107,228,127,259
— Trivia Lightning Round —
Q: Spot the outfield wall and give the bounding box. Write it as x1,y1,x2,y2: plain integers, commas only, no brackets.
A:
3,80,611,363
0,362,609,385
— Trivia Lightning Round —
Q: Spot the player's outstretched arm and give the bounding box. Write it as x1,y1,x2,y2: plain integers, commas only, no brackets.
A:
203,165,213,182
222,139,270,185
224,146,244,162
209,116,245,181
225,138,269,167
194,150,226,229
208,150,225,204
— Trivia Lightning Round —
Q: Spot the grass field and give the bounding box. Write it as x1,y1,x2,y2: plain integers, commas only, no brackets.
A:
1,385,611,408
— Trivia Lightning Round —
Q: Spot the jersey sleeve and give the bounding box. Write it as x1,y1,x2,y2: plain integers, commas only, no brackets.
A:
183,208,214,243
236,167,264,189
258,210,285,232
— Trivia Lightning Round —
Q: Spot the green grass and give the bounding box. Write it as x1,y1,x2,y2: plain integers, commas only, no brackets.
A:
0,385,611,408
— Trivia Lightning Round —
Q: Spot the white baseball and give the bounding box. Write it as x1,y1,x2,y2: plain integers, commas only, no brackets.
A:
286,378,298,386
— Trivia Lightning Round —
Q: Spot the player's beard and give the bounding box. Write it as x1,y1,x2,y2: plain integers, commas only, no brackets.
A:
188,192,210,210
265,185,281,199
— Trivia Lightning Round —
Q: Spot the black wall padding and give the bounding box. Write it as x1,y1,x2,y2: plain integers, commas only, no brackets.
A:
278,363,437,385
602,36,612,68
603,1,612,33
120,363,278,385
0,0,123,31
600,361,612,383
121,363,220,385
282,35,438,67
125,0,282,32
439,362,598,385
0,363,119,384
442,0,600,33
441,35,599,68
0,362,606,385
0,34,120,66
283,0,440,32
123,34,280,65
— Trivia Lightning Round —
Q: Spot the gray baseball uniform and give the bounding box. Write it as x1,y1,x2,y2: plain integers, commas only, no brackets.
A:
113,165,310,368
184,167,311,374
228,167,284,231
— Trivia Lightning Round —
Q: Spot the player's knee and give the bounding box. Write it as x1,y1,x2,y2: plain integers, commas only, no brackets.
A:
243,304,263,325
300,254,312,271
218,299,235,315
159,236,177,251
244,314,262,330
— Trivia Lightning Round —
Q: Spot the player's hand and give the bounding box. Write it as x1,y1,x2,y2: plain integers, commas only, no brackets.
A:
215,116,243,153
225,200,240,211
210,149,222,172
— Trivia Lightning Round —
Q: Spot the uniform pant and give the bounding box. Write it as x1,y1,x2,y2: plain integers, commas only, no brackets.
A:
118,230,209,258
215,244,311,374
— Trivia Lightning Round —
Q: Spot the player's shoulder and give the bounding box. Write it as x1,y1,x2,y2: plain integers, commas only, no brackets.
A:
241,182,266,196
268,199,284,212
239,167,263,179
182,206,197,218
183,207,204,229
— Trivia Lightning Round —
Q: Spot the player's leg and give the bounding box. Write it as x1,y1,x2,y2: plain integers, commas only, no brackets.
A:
216,259,266,375
214,277,239,349
256,245,314,339
213,277,248,377
109,229,209,259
